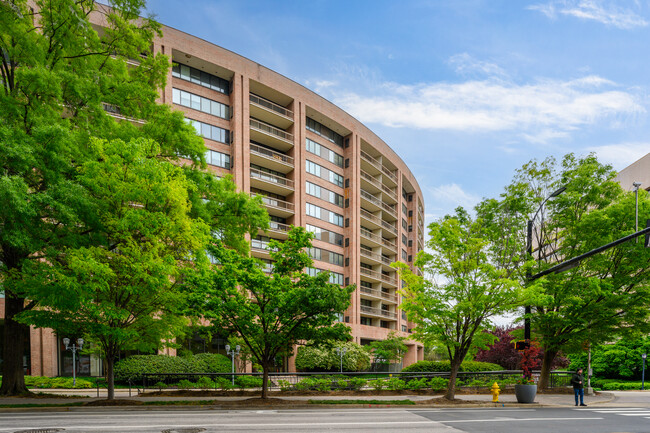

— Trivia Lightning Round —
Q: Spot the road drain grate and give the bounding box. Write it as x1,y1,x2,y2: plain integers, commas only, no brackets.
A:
14,429,64,433
161,429,206,433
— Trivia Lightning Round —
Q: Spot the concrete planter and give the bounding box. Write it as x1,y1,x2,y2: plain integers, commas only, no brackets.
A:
514,384,537,403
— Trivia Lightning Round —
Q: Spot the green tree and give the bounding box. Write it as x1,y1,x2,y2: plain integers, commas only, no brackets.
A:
23,137,210,400
368,331,408,366
191,227,355,398
295,341,371,372
517,154,650,388
0,0,268,395
394,207,524,400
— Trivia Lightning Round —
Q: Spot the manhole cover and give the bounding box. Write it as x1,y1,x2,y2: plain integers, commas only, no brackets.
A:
14,429,64,433
161,429,206,433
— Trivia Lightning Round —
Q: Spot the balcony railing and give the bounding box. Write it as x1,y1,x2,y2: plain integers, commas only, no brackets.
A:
360,286,398,303
252,194,295,212
360,151,398,183
360,305,398,320
360,248,383,263
269,221,291,233
360,189,397,216
250,143,294,166
360,170,397,200
360,209,397,235
360,228,382,244
360,267,383,281
250,94,293,119
250,168,295,189
381,272,398,286
250,118,293,143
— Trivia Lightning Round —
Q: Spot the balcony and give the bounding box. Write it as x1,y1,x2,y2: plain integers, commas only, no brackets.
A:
381,272,398,287
360,150,398,186
102,103,145,125
250,94,294,129
360,170,397,203
250,168,295,195
250,118,294,151
360,267,383,283
360,248,382,265
250,143,294,174
251,193,295,218
268,221,291,239
360,286,398,304
360,189,397,219
360,305,398,320
360,228,382,248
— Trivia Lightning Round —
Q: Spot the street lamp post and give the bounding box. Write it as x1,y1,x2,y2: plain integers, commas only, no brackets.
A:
642,353,647,390
525,186,566,341
62,337,84,387
225,344,240,386
334,347,347,373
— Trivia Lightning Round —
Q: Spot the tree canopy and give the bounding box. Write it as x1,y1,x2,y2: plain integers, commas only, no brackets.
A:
0,0,267,395
190,227,354,398
395,207,524,400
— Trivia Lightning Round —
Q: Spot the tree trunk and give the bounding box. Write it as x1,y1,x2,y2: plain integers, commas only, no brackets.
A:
444,357,462,400
538,349,557,389
106,357,115,401
0,297,29,396
261,366,269,399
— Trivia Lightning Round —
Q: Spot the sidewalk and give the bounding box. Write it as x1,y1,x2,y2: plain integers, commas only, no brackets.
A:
0,388,621,410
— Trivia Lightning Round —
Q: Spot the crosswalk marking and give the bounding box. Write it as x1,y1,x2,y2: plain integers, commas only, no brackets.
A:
575,407,650,418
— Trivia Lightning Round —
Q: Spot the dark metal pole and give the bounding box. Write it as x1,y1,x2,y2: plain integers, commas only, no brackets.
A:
525,220,533,341
643,354,647,390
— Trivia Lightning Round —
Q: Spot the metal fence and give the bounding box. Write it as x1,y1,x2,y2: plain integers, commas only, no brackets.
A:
131,370,575,393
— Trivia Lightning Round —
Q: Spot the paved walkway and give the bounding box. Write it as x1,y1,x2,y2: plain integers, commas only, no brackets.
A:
0,388,627,410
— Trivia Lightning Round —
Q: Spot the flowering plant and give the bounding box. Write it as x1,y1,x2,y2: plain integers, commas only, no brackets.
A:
517,344,537,385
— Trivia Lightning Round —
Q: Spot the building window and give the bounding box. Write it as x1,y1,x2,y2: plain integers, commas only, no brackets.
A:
306,117,343,147
308,247,344,267
360,317,372,326
306,160,343,188
185,118,230,143
306,181,343,207
402,325,407,332
206,150,230,169
173,88,230,119
402,234,407,246
306,203,344,227
402,249,408,261
172,61,229,94
306,138,344,167
306,224,344,246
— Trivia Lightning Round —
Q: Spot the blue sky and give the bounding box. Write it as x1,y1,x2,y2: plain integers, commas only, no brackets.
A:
147,0,650,223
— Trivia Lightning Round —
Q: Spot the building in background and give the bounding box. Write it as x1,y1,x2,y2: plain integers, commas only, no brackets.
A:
615,153,650,192
0,9,425,376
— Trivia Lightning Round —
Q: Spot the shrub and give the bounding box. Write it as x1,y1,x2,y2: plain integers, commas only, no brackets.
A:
368,379,386,390
23,376,93,389
405,377,429,390
196,376,214,390
348,377,367,390
214,377,233,390
429,377,448,391
177,379,195,390
385,377,406,390
235,375,263,388
295,377,318,391
278,379,292,391
401,360,502,373
113,353,231,383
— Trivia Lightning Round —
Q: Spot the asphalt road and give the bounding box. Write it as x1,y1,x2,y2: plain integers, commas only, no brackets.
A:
1,406,650,433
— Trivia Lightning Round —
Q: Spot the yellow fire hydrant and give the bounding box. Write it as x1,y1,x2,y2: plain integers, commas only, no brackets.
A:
491,382,501,403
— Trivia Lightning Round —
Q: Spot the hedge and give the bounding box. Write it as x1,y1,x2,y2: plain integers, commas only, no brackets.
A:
401,360,503,373
113,353,231,382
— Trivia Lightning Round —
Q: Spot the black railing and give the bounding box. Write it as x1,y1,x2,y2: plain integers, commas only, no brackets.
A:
128,370,574,393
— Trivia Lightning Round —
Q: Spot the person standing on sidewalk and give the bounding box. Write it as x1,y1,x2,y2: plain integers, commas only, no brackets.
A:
571,368,587,406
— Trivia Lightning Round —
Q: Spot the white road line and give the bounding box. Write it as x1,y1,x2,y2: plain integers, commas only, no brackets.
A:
617,413,650,416
441,417,603,423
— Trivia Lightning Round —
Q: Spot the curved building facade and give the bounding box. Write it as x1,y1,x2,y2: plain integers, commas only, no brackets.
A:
157,25,426,367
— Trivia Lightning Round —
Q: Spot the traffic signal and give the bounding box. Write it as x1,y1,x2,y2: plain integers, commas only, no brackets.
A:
514,340,530,351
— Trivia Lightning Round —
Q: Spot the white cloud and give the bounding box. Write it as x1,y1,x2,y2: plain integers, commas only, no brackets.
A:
448,53,508,78
329,74,643,142
429,183,481,211
528,1,648,29
588,142,650,170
